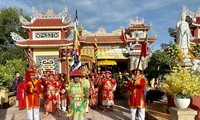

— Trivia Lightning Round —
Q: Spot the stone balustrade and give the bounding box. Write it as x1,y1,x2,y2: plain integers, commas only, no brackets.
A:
0,88,16,108
170,107,197,120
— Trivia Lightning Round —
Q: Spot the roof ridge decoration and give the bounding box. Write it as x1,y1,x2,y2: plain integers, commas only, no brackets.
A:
10,32,26,42
183,5,200,22
82,27,122,36
111,27,124,35
96,26,106,35
129,17,151,27
129,17,144,25
31,7,71,23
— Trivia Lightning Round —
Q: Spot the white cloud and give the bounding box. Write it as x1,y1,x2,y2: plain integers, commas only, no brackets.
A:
0,0,200,50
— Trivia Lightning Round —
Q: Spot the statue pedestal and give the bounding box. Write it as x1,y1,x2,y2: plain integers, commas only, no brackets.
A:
179,59,192,69
169,107,197,120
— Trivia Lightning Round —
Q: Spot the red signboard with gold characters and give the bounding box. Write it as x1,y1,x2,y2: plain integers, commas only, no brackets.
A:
59,47,74,61
59,47,67,61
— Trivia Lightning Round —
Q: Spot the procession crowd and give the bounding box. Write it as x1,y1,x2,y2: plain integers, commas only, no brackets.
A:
13,64,147,120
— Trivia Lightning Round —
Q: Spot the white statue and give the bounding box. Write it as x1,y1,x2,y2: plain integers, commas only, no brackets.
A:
176,10,191,59
191,59,200,73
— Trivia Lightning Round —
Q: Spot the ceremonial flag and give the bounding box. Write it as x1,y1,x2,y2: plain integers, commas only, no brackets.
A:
141,34,148,57
121,29,127,46
141,42,147,57
70,10,82,72
74,10,81,56
94,35,99,60
135,34,148,75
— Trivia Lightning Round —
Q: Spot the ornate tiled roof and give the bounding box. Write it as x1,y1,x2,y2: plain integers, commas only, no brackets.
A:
15,39,72,47
22,19,69,28
129,24,151,29
82,36,123,44
20,7,71,29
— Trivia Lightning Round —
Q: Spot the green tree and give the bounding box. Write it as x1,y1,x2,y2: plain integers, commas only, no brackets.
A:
0,7,30,45
0,7,30,65
0,45,24,65
0,59,27,90
145,50,171,80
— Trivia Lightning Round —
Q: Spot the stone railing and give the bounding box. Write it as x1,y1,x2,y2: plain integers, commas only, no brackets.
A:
0,88,16,108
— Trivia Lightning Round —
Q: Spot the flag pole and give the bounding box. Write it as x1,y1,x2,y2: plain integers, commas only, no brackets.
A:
94,35,98,74
66,46,70,84
134,34,148,75
66,46,71,114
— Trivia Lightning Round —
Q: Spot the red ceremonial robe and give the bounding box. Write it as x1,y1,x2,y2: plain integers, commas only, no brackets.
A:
126,76,146,108
26,79,43,109
17,81,26,110
101,77,116,106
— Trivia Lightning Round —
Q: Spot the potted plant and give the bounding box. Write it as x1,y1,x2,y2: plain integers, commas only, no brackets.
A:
161,66,200,109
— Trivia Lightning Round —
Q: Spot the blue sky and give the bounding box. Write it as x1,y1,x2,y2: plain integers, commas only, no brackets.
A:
0,0,200,51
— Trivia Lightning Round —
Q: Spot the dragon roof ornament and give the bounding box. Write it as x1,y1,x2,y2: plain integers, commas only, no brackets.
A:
31,7,71,23
82,26,122,36
10,32,26,42
19,16,31,25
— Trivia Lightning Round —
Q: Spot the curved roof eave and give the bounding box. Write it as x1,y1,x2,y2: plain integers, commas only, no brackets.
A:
22,25,69,29
15,43,73,48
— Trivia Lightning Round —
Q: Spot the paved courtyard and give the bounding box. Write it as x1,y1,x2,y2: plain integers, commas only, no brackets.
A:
0,99,169,120
0,100,131,120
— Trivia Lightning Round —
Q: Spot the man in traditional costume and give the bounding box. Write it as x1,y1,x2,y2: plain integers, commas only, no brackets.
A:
80,65,90,113
12,71,21,107
101,71,116,112
126,69,146,120
67,69,89,120
25,70,43,120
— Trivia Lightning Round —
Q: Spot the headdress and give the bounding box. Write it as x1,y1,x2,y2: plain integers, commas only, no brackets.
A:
89,72,95,77
25,70,36,82
70,69,85,77
131,69,143,74
48,73,54,77
105,71,112,76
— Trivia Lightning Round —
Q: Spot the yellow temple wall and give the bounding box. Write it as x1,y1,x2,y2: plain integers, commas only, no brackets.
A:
33,48,59,56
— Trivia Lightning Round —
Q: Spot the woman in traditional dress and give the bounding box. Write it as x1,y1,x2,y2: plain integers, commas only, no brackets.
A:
59,73,67,111
54,73,63,116
101,71,117,112
17,76,26,110
43,74,58,117
89,73,99,109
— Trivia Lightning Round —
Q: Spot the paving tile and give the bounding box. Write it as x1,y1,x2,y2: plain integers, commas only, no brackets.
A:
0,99,170,120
